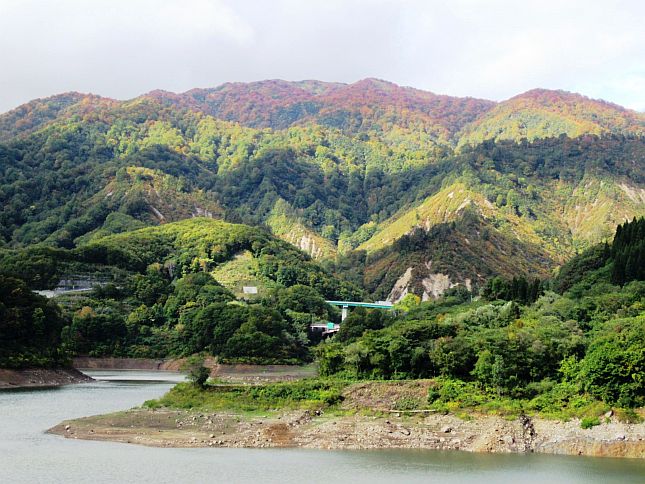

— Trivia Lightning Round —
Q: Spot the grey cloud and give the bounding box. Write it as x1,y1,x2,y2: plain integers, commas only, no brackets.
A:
0,0,643,113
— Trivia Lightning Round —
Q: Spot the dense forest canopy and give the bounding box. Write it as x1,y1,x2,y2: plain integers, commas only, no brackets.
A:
0,275,68,368
319,218,645,409
0,219,362,364
0,80,643,411
0,85,642,301
2,213,643,416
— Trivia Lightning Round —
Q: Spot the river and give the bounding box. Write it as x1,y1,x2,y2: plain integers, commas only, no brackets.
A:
0,370,643,483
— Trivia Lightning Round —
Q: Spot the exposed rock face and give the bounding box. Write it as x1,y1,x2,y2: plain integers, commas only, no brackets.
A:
298,234,324,259
193,207,215,218
421,273,451,300
388,262,473,303
388,267,414,303
270,223,336,260
619,182,645,204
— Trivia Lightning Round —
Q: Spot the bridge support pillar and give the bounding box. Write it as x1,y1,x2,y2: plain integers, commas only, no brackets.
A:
341,306,349,322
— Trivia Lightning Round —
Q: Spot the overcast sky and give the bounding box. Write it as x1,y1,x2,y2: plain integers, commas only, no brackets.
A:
1,0,643,114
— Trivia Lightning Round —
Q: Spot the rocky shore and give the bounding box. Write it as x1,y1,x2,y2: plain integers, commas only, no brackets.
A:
73,356,316,381
0,367,93,389
48,407,645,458
42,375,645,458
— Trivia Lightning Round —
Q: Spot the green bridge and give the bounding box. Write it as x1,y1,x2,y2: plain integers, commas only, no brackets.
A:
309,301,394,336
325,300,394,321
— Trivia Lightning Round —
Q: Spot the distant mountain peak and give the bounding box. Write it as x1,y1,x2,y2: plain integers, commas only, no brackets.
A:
3,79,644,145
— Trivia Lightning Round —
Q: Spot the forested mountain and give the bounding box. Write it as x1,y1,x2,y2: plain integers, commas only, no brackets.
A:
144,78,496,138
319,218,645,409
0,218,362,364
1,79,644,301
458,88,645,146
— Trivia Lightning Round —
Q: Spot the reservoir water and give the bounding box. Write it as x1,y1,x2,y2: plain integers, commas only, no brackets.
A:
1,370,644,483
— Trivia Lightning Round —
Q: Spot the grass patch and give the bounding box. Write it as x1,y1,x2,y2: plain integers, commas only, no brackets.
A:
144,377,637,423
580,416,601,429
426,377,614,420
144,379,349,414
210,250,272,299
614,408,644,424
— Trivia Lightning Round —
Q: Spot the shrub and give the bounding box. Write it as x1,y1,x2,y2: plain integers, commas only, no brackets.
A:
190,366,211,388
580,416,601,429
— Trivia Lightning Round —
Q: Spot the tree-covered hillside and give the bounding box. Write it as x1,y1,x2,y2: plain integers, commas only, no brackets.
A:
458,88,645,146
0,218,362,364
0,79,643,301
0,77,643,394
0,275,69,368
319,218,645,410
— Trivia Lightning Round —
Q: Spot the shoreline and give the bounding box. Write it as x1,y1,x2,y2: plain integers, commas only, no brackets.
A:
20,361,642,459
48,407,645,458
0,367,93,390
73,357,317,382
0,356,315,390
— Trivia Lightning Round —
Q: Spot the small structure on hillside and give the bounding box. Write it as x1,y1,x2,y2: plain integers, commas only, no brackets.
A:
309,321,340,337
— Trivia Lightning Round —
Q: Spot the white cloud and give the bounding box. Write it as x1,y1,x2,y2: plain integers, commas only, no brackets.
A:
0,0,643,112
149,0,255,44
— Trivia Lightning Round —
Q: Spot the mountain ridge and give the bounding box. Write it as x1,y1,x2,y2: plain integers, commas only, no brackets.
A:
1,79,643,300
4,79,644,143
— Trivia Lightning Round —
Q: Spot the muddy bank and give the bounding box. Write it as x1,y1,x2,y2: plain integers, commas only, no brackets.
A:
73,357,173,371
74,357,317,382
49,407,645,459
0,367,93,389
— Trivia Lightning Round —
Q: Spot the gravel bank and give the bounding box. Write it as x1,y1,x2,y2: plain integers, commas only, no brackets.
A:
46,378,645,458
48,408,645,458
0,367,93,389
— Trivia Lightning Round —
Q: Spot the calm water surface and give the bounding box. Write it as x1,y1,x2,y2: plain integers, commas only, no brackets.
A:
1,370,644,483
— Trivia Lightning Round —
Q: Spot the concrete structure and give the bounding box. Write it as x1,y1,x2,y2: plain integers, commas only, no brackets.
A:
310,321,340,336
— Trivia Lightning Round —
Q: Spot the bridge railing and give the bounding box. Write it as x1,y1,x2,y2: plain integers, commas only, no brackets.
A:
325,300,393,309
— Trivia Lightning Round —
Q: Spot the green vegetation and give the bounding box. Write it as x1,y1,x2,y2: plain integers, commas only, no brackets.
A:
611,217,645,285
183,356,211,389
318,219,645,411
144,379,347,413
0,79,643,420
425,377,609,420
481,275,543,305
457,88,645,147
0,275,69,368
0,81,643,300
580,416,601,429
0,218,362,364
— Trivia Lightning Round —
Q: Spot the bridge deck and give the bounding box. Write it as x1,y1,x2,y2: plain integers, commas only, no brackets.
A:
325,300,393,309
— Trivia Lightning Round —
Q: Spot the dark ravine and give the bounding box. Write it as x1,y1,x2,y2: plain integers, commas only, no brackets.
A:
0,367,93,389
